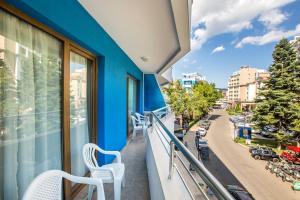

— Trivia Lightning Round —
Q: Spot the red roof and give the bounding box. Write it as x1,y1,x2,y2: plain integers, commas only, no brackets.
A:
287,146,300,153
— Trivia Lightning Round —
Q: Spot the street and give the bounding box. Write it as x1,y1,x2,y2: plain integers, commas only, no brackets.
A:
185,109,299,200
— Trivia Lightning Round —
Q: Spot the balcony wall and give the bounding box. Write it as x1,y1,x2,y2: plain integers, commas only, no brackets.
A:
144,74,166,111
146,112,193,200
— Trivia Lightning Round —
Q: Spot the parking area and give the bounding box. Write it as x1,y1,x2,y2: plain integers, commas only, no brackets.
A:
184,109,299,200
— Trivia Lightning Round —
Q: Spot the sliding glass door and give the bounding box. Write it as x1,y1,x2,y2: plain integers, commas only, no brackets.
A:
70,51,92,180
0,9,63,199
127,76,138,137
0,7,97,199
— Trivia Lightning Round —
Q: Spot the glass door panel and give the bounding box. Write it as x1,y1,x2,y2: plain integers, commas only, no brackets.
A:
69,51,92,180
0,9,63,199
127,77,137,137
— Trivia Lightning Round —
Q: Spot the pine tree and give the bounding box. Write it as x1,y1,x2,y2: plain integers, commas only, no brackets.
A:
253,38,300,148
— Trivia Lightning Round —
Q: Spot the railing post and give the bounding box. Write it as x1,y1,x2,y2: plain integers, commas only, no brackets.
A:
168,141,174,179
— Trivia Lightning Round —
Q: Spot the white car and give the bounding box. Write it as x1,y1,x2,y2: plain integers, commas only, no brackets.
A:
198,128,207,136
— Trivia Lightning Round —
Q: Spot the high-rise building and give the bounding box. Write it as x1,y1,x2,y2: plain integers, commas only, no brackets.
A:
180,72,205,90
227,66,269,110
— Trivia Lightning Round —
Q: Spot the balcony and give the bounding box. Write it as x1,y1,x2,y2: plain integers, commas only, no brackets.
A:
75,107,233,200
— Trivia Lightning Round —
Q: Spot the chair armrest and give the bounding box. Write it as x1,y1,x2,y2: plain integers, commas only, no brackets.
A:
102,151,122,163
63,173,105,200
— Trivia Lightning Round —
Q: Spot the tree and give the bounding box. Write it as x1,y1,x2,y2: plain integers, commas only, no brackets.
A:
164,80,191,119
164,80,221,124
191,82,221,118
253,38,300,148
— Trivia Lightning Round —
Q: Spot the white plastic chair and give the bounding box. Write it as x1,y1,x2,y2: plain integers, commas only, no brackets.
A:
135,112,150,127
131,115,146,139
83,143,125,200
22,170,105,200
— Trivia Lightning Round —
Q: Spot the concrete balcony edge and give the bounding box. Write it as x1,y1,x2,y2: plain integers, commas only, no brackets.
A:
146,116,192,200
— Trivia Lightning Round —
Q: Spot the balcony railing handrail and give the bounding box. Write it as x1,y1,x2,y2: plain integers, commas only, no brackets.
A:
151,107,234,200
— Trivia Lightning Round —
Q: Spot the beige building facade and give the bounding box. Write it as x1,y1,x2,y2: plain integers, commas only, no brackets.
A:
227,66,269,110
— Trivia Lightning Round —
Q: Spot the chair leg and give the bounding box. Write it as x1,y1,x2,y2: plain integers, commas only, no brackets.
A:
114,180,122,200
88,185,93,200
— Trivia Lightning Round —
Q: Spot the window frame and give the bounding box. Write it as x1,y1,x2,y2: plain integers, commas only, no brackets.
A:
0,3,98,199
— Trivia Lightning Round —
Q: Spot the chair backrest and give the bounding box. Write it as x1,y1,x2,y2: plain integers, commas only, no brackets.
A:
83,143,101,172
135,113,142,122
22,170,66,200
23,170,105,200
131,115,138,128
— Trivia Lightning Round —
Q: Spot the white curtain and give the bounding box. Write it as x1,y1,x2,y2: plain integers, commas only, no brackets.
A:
0,9,62,199
70,52,90,178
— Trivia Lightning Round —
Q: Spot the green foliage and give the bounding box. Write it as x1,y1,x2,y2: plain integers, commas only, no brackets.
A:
226,104,242,115
191,82,221,118
164,80,192,118
253,38,300,146
164,80,221,121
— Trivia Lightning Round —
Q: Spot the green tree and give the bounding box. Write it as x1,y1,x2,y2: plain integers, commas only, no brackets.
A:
253,38,300,148
191,81,221,118
164,80,191,119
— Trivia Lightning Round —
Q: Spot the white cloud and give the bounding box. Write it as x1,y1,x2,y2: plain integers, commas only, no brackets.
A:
191,59,197,64
235,24,300,48
191,0,295,50
212,46,225,54
258,9,288,29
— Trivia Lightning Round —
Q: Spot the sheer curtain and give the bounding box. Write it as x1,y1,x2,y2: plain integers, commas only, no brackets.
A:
0,9,62,199
70,52,91,178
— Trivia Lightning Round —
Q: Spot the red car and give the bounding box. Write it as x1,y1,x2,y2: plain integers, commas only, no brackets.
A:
280,146,300,165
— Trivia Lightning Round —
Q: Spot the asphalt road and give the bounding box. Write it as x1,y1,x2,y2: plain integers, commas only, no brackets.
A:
185,109,299,200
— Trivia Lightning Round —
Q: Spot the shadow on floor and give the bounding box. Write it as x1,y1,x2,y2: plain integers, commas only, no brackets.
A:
74,134,150,200
202,147,247,191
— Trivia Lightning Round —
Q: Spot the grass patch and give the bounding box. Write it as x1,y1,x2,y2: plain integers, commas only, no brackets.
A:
234,136,297,154
251,138,278,148
235,137,278,148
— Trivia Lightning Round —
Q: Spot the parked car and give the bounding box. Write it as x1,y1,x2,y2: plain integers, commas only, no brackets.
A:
198,127,207,136
199,120,211,130
251,149,280,162
195,139,208,149
227,185,254,200
198,146,209,160
280,146,300,165
248,145,272,153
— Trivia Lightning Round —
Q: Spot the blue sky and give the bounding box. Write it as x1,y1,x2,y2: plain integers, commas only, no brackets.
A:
173,0,300,88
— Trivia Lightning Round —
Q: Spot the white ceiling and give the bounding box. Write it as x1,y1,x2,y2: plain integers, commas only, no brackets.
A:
79,0,191,74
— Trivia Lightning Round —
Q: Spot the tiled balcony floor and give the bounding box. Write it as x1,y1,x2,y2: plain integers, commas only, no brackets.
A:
74,134,150,200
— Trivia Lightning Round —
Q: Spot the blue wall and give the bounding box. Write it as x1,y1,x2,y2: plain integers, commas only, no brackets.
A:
144,74,166,111
5,0,143,164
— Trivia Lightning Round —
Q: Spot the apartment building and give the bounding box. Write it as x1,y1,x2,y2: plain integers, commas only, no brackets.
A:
227,66,269,110
180,72,206,90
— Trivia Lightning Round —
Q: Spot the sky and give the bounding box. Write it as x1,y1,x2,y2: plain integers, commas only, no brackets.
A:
172,0,300,88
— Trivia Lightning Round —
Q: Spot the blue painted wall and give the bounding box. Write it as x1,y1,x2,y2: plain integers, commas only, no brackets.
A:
5,0,143,164
144,74,166,111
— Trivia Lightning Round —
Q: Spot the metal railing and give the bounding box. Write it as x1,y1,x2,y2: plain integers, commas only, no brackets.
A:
151,106,234,200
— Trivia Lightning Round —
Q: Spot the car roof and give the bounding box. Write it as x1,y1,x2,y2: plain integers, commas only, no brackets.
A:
230,191,254,200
